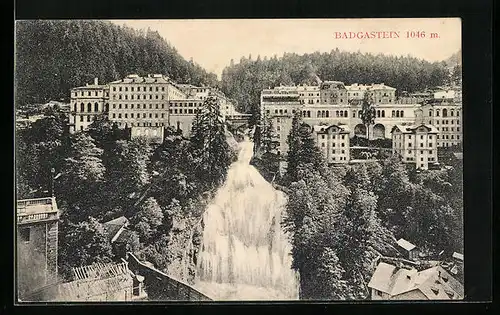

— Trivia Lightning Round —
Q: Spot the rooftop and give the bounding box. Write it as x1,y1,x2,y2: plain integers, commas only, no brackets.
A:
368,262,464,300
397,238,417,251
391,124,439,134
103,216,130,243
452,252,464,261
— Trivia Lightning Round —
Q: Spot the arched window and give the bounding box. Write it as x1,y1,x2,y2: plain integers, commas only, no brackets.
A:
400,110,404,118
340,111,343,117
80,103,84,112
326,111,329,118
73,103,77,112
344,110,348,117
336,110,339,117
105,103,109,111
87,103,92,112
436,110,440,117
392,110,396,117
382,110,385,117
317,110,321,117
443,108,448,117
377,110,380,117
451,110,454,116
94,102,98,112
396,111,400,118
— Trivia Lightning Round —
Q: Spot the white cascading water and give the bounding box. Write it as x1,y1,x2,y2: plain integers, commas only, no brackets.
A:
194,136,299,300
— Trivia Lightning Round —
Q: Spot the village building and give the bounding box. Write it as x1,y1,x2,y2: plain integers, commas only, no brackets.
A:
368,262,464,300
391,124,439,170
396,238,419,260
17,197,60,300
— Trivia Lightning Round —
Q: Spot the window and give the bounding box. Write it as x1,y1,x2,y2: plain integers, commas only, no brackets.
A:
430,150,433,154
131,113,134,118
420,143,423,147
118,113,122,118
80,115,84,122
421,150,424,154
112,113,116,118
87,116,91,122
429,143,433,147
87,103,92,112
19,227,30,242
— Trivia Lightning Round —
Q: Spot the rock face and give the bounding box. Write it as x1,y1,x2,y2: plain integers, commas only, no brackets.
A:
165,217,204,285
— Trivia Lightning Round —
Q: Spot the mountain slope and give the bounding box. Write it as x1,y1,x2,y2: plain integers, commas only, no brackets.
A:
15,20,218,106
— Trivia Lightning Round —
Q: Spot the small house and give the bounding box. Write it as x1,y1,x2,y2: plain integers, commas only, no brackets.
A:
397,238,419,260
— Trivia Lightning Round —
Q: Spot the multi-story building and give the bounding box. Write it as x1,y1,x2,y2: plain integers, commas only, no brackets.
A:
391,124,439,170
168,98,204,137
297,84,320,105
69,78,109,133
261,78,461,159
69,74,234,141
312,124,350,164
260,86,302,119
17,197,59,300
416,102,462,148
346,83,396,104
319,81,348,105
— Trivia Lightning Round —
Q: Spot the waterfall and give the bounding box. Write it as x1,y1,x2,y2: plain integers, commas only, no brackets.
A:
194,137,299,300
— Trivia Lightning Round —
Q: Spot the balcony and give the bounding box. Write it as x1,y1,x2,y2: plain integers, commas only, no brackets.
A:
17,197,59,225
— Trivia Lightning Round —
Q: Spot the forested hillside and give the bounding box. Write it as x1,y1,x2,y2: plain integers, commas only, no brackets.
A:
15,20,218,106
220,50,451,115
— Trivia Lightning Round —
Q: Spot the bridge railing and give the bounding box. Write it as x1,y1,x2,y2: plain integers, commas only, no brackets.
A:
126,253,212,301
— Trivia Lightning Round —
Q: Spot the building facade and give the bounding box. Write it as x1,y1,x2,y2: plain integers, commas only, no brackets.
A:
261,78,462,160
69,78,109,133
312,124,351,164
69,74,232,140
416,102,462,148
391,124,439,170
17,197,60,300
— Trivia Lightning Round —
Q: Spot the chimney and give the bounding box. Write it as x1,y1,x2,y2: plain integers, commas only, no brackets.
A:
94,77,98,85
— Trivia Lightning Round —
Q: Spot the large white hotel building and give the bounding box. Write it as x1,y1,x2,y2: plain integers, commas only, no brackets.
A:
261,79,462,169
69,74,237,141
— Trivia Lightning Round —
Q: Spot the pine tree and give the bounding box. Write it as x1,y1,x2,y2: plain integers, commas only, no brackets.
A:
360,91,375,139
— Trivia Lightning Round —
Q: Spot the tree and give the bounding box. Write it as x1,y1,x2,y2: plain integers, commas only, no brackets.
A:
58,216,113,279
360,91,375,139
285,113,303,184
132,197,164,244
57,132,106,222
104,138,152,215
190,95,233,191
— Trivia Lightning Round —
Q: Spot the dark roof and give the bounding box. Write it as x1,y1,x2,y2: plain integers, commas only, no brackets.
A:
103,216,129,242
114,228,136,244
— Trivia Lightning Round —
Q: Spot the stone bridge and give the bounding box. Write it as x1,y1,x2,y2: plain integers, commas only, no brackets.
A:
226,114,252,132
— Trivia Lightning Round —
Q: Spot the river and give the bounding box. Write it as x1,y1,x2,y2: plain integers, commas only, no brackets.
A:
194,137,299,300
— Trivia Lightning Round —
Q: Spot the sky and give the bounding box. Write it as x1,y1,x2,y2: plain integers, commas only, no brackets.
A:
109,18,461,79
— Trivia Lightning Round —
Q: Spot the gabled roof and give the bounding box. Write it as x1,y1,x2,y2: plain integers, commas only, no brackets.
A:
391,124,438,134
368,262,464,300
397,238,416,251
313,124,350,134
103,216,130,243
